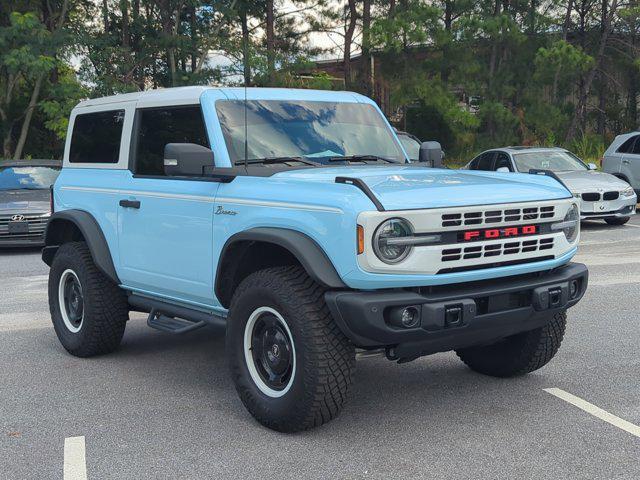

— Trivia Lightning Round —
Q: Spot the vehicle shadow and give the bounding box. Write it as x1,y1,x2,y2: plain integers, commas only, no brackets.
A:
0,246,42,255
103,318,551,434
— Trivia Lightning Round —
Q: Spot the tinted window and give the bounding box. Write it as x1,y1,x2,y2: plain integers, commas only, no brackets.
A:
215,100,405,165
70,110,125,163
133,106,209,176
476,152,495,171
617,136,638,154
494,153,512,171
0,166,60,191
633,137,640,155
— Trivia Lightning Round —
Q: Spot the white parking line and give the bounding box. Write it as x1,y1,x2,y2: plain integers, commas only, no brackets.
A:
544,388,640,439
64,436,87,480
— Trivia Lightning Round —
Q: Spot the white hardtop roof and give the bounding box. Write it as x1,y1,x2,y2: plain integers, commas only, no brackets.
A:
74,86,366,109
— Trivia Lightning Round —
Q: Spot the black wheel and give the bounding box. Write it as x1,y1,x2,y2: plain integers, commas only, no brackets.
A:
226,266,355,432
456,311,566,377
48,242,128,357
605,216,630,225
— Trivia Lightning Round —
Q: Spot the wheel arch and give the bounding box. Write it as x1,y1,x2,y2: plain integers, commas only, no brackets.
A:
42,209,120,284
215,227,346,308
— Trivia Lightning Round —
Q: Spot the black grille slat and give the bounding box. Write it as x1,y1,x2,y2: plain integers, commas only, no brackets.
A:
603,191,619,200
442,205,555,228
441,238,554,262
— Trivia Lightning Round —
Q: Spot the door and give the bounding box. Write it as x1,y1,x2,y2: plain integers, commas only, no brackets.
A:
117,104,219,307
621,135,640,189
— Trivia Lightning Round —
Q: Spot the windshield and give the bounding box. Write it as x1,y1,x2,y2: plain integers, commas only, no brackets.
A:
216,100,406,165
0,166,60,191
513,151,588,172
397,133,420,161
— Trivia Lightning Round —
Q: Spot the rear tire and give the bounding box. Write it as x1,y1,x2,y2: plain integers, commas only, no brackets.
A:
48,242,128,357
605,216,630,225
226,266,355,432
456,311,566,377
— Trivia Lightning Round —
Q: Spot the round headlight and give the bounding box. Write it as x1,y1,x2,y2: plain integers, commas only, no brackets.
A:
373,218,413,264
563,204,580,243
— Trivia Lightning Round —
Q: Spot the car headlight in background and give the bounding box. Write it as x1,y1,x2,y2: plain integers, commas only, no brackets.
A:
551,203,579,243
373,218,414,263
573,192,581,199
621,186,635,197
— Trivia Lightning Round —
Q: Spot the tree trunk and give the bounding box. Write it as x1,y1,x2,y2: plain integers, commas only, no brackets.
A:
13,75,44,161
102,0,109,33
362,0,371,95
241,10,251,86
552,0,574,101
441,0,453,84
488,0,502,93
266,0,275,84
566,0,618,141
343,0,358,89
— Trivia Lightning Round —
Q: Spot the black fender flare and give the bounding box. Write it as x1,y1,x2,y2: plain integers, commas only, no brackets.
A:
215,227,346,303
42,209,120,284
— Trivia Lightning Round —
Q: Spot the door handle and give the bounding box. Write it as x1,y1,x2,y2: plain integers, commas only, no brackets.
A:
119,199,141,209
623,159,630,165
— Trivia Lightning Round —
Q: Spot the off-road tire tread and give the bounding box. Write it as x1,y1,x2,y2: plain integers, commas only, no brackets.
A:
455,311,566,377
227,265,355,432
48,241,128,357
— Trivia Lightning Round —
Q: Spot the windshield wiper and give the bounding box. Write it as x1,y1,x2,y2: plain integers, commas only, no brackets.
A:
234,156,320,166
328,155,396,164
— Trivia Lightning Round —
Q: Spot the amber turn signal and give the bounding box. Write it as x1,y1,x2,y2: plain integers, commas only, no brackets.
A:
357,224,365,254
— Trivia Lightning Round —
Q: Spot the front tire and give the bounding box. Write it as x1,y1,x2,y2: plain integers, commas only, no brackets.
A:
48,242,128,357
226,266,355,432
605,216,630,225
456,311,566,377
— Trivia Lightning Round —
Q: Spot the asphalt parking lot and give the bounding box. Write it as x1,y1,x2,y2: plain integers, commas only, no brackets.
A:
1,219,639,479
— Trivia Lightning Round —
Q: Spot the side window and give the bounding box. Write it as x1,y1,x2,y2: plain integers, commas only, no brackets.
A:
132,105,210,176
494,153,512,171
617,136,638,154
632,137,640,155
476,152,495,171
69,110,125,163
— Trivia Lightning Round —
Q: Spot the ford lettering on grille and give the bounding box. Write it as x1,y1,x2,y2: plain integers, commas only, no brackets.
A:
459,225,538,242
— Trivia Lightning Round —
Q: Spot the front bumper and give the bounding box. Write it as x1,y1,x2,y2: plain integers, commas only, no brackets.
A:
326,262,588,359
579,198,636,220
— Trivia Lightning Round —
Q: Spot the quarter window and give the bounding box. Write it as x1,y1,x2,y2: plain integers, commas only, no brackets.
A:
132,106,210,176
617,136,638,154
69,110,125,163
476,152,495,171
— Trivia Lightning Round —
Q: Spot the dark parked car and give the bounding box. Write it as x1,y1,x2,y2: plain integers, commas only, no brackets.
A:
0,159,61,247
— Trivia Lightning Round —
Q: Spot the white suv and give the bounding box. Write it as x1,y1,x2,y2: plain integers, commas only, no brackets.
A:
602,132,640,194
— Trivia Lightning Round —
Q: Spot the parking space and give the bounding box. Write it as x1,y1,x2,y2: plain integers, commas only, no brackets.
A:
1,218,639,479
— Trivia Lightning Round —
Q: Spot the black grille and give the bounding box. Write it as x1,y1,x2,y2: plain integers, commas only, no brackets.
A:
581,192,600,201
0,213,48,241
603,191,619,200
441,238,554,262
441,205,554,227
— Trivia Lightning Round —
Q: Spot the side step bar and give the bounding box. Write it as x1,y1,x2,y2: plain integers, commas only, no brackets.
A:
128,294,226,334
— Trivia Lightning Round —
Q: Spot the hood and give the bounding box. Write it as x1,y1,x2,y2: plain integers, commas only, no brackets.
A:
275,166,571,211
0,189,51,214
555,170,631,193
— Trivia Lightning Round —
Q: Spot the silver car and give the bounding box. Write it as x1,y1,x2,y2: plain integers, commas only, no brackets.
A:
465,147,637,225
602,131,640,194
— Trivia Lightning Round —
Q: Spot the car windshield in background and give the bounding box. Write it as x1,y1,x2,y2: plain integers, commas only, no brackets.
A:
0,166,60,191
397,134,420,161
513,151,588,172
215,100,406,165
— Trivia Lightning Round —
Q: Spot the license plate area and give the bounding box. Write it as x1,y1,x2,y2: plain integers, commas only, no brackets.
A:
8,221,29,234
593,201,609,212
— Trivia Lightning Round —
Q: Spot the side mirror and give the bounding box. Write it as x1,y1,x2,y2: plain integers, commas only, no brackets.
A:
418,141,443,168
496,167,510,173
588,163,597,170
164,143,214,176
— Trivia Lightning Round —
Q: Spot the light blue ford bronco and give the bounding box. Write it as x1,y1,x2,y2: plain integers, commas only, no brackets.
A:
43,87,588,432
